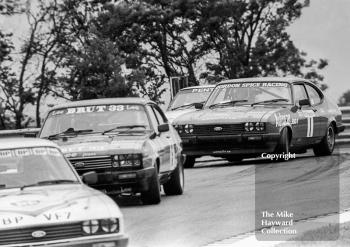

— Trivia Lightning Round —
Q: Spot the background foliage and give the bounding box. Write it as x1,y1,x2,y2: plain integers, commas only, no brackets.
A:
0,0,329,129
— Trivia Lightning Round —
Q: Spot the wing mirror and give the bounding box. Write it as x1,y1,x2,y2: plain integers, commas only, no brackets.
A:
194,103,204,109
82,171,98,185
158,123,170,132
299,99,311,107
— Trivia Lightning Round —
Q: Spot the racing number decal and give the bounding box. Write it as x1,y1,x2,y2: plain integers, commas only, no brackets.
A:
306,116,314,137
301,110,315,138
167,138,176,168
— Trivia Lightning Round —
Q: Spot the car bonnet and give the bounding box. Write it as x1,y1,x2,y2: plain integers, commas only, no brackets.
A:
0,184,121,230
54,134,149,158
165,108,198,123
173,106,282,125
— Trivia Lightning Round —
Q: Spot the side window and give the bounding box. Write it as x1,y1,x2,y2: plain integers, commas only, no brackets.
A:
145,105,159,130
305,84,322,105
151,105,167,125
293,84,308,104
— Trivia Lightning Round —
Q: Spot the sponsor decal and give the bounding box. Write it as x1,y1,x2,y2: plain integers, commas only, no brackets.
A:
65,152,78,158
43,211,71,221
51,104,142,116
0,190,93,221
274,113,298,127
11,200,40,207
0,148,60,159
199,111,269,121
66,152,97,158
216,82,289,89
0,212,72,226
1,216,23,225
191,88,214,93
82,152,97,157
61,146,107,153
213,150,232,154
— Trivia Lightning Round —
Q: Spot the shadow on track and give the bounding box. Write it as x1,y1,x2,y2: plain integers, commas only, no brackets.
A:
112,192,171,207
192,154,312,169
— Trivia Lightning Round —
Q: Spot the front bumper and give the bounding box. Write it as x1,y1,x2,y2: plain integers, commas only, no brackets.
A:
90,167,156,194
5,234,128,247
180,133,280,157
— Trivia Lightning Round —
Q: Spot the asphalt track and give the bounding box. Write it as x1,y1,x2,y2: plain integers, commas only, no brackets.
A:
115,146,350,247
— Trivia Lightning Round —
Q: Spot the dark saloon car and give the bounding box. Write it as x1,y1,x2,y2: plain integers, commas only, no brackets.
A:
39,98,184,205
173,77,345,168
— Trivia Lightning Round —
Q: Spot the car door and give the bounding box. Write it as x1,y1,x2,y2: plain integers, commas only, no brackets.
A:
304,83,328,138
150,105,173,173
292,83,315,146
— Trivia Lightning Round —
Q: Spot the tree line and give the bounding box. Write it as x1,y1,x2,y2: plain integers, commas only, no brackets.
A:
0,0,328,129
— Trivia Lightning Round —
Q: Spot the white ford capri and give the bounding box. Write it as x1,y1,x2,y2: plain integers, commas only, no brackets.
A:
0,138,128,247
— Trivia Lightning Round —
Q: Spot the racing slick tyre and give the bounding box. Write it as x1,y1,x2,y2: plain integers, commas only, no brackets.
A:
184,156,196,168
163,162,184,196
313,124,335,156
274,128,290,161
141,169,161,205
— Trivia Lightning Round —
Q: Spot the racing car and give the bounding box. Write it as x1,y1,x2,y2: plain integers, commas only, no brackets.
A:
173,77,345,168
0,138,128,247
39,98,184,205
166,85,215,123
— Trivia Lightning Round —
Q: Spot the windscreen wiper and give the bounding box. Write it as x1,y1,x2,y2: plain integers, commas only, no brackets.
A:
209,100,248,109
20,179,79,190
102,125,147,135
171,101,205,111
251,98,289,106
46,128,93,140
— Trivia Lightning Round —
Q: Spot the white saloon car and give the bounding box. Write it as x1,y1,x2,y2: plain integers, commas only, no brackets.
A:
166,85,215,123
0,138,128,247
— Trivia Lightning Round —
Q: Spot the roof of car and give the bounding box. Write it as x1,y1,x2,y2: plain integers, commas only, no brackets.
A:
0,138,59,150
49,97,155,111
218,77,309,85
180,85,215,91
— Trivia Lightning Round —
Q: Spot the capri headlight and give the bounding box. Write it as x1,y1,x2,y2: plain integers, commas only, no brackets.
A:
101,218,119,233
82,218,119,235
113,154,142,168
82,220,99,234
255,122,265,131
174,125,184,134
184,124,194,134
245,122,265,132
245,122,255,132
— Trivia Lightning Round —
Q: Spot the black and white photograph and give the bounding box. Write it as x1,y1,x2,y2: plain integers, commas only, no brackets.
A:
1,0,350,246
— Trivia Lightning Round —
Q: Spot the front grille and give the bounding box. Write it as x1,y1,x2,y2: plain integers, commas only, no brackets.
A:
0,223,83,245
69,156,112,172
192,124,244,136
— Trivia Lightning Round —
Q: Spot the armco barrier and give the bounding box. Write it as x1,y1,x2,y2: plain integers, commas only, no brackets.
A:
0,107,349,143
337,106,350,145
